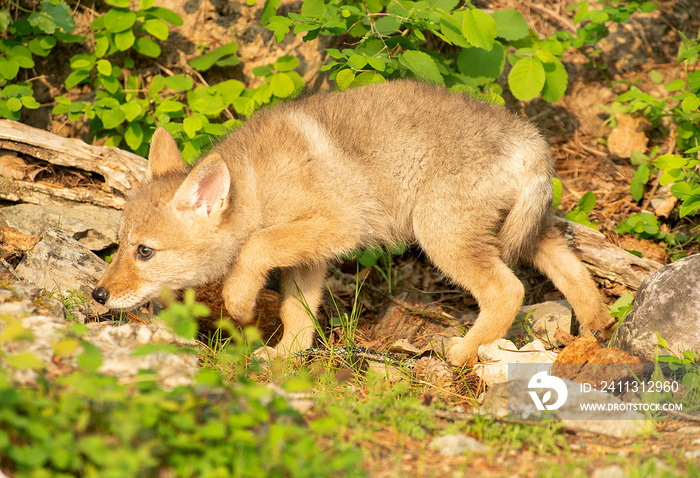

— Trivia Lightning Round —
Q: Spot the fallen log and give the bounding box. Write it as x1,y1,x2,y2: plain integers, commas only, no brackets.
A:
0,119,147,209
553,216,663,291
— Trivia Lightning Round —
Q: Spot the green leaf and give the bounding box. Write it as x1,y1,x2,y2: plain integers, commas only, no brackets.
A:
507,57,545,101
461,9,497,51
375,15,402,35
104,8,137,33
29,0,75,34
457,43,505,79
439,15,470,48
0,58,19,80
28,36,57,57
95,33,111,57
253,65,273,77
367,56,385,72
351,71,384,88
120,101,143,121
0,9,11,33
100,74,121,94
156,99,185,114
578,191,596,212
5,351,44,369
630,164,650,202
656,333,670,350
105,0,131,6
21,96,40,109
273,55,299,72
183,115,202,138
189,42,239,71
70,53,96,70
124,122,144,150
664,78,684,92
96,59,112,76
144,18,169,40
6,97,22,113
65,69,90,89
213,80,245,106
552,177,562,209
100,107,126,129
7,45,34,69
134,37,161,57
347,54,368,70
7,445,48,467
682,95,699,113
335,69,355,90
115,29,136,51
491,9,529,40
163,74,194,91
270,72,296,98
540,59,568,103
145,7,184,25
301,0,325,17
649,69,664,84
399,50,444,86
654,154,688,186
261,0,282,25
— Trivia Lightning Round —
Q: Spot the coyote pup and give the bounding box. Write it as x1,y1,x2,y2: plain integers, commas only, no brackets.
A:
93,80,610,366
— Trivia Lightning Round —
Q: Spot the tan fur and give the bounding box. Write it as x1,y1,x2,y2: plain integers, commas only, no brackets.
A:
93,80,610,366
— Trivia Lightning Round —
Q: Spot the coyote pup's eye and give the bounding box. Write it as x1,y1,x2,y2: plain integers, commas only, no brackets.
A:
137,245,154,260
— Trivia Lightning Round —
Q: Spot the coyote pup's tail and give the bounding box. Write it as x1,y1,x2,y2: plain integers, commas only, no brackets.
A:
498,172,553,266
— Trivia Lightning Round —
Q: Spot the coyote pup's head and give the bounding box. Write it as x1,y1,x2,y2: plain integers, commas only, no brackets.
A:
92,128,232,310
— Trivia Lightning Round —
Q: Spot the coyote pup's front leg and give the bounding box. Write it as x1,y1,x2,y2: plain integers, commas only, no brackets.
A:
223,222,338,360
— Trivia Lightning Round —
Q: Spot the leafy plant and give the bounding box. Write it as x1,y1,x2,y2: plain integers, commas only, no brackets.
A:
567,0,658,76
260,0,569,101
564,191,599,230
59,289,89,322
259,0,656,102
51,0,191,156
0,0,82,119
352,242,406,294
233,54,306,117
607,28,700,245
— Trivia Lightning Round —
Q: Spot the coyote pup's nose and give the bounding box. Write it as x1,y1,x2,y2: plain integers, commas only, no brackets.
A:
92,287,110,305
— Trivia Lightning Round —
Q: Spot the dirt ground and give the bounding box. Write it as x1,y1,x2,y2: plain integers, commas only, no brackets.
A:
14,0,700,475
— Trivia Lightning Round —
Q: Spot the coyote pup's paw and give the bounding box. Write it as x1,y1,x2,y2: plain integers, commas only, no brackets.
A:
443,337,479,367
251,345,282,362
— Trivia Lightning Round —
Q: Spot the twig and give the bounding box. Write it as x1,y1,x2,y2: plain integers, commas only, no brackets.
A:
1,259,21,281
528,2,577,34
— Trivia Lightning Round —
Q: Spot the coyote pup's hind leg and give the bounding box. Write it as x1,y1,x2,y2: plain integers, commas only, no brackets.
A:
414,221,525,365
524,221,611,333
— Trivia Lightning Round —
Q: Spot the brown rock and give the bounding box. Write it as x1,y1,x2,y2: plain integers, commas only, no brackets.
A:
607,113,650,158
554,335,601,364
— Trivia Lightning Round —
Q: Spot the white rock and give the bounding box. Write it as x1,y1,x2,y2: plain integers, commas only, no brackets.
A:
474,339,558,387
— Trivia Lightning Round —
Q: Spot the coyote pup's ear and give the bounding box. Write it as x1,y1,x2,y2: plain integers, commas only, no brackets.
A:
147,127,186,180
170,153,230,220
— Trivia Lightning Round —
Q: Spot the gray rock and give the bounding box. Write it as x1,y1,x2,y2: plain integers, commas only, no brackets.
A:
482,378,652,438
591,465,625,478
15,228,108,317
507,301,573,346
0,281,64,318
610,254,700,362
430,434,488,456
0,279,200,389
0,203,120,250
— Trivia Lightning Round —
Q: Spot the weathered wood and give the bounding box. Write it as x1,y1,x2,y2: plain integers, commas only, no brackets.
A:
0,119,147,209
0,176,128,208
553,217,663,291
